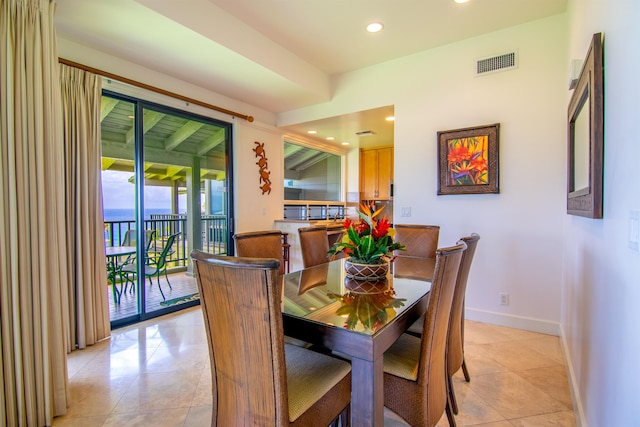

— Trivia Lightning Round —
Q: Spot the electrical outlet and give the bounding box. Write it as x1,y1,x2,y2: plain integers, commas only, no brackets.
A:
499,293,510,306
400,207,411,217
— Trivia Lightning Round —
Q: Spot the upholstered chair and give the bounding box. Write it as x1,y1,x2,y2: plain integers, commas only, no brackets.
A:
382,241,466,427
298,226,330,268
233,230,285,276
393,224,440,258
191,250,352,426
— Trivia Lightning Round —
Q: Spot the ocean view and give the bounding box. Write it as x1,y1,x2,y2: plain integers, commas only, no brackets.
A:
103,208,184,222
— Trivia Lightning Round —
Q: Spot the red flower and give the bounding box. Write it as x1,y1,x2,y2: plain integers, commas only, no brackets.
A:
372,217,391,239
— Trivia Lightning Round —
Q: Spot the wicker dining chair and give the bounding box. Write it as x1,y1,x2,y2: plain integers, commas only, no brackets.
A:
190,250,352,426
445,233,481,416
382,241,466,427
233,230,285,275
402,233,480,423
393,224,440,258
298,226,330,268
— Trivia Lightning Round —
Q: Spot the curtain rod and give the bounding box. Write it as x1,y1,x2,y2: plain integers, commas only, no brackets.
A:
58,58,254,122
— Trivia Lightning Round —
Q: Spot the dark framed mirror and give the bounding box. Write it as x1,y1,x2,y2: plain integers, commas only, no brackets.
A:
567,33,604,218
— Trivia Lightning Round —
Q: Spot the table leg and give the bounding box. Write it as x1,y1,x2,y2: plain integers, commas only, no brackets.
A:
350,355,384,427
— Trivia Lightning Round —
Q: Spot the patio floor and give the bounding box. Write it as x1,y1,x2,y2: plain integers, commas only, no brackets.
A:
108,270,199,322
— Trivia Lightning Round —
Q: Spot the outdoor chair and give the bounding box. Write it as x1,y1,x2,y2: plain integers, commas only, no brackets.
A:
121,232,179,300
298,225,330,268
190,250,352,426
382,241,466,427
393,224,440,258
119,229,156,293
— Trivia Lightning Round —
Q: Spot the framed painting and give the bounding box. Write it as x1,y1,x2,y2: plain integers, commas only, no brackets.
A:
437,123,500,195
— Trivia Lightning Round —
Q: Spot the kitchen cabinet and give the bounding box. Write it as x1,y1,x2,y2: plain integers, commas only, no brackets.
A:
360,147,393,200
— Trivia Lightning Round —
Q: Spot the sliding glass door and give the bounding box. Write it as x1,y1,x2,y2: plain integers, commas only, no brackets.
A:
101,91,233,327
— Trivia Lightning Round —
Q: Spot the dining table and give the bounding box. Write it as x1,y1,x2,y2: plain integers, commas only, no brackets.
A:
105,245,136,303
281,256,435,427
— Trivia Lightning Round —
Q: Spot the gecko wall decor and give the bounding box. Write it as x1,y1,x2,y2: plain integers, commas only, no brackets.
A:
253,141,271,195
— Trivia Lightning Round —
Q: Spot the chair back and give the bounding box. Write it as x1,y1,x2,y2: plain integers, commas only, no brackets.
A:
190,250,288,425
418,241,466,426
154,233,178,270
234,230,285,275
394,224,440,258
447,233,480,376
298,226,330,268
121,229,155,250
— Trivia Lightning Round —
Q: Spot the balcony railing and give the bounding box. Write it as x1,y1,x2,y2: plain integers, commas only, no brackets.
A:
104,214,228,267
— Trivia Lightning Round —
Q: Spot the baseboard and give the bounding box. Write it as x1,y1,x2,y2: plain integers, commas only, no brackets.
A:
465,307,560,336
559,324,588,427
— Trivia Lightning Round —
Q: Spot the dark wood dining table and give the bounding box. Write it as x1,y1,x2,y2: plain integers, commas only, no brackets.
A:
281,256,435,427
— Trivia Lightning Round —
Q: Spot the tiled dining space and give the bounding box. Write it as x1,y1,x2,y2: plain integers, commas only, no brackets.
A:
52,306,575,427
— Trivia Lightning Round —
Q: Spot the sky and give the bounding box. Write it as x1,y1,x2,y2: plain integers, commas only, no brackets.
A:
102,170,184,210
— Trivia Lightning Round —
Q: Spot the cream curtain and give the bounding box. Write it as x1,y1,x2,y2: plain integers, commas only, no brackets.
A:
1,0,69,425
59,64,110,351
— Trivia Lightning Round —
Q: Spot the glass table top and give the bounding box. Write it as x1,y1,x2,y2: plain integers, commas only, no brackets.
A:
282,257,434,334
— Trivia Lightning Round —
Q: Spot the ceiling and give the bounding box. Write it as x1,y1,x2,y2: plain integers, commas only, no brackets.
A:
55,0,566,149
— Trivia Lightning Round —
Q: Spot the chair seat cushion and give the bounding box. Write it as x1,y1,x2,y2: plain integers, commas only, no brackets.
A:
285,343,351,422
383,333,421,381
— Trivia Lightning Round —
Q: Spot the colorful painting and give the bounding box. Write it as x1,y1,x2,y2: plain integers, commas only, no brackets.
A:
447,136,489,186
437,124,499,195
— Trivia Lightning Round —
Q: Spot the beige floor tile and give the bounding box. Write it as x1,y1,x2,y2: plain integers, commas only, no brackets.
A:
473,340,561,372
102,408,189,427
509,410,576,426
64,375,137,417
448,383,506,426
143,343,209,373
461,422,514,427
458,344,510,377
184,405,213,427
112,371,201,414
515,366,573,410
74,347,158,378
51,414,109,426
191,367,213,407
517,336,566,365
470,372,568,419
148,324,207,347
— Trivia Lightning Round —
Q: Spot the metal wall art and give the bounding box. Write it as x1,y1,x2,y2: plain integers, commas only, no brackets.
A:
254,141,271,195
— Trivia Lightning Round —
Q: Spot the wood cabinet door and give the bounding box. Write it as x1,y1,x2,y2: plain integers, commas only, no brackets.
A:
360,149,379,199
376,148,393,200
360,148,393,200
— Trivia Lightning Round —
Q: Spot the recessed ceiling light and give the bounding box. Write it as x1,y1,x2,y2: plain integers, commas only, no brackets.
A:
366,22,384,33
326,136,335,141
341,142,350,145
307,130,317,134
454,0,470,3
385,116,395,121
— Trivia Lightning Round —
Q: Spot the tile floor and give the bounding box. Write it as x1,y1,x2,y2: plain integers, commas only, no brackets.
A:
52,307,575,427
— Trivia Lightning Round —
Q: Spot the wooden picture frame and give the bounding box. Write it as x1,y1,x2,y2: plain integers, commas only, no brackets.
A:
567,33,603,218
437,123,500,195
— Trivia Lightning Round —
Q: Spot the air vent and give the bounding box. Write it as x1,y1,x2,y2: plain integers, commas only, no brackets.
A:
355,130,376,136
476,51,518,76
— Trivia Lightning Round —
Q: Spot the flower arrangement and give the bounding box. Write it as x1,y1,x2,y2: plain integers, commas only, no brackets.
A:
328,203,405,264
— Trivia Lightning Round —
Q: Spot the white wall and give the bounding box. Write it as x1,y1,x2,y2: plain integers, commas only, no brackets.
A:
280,15,569,334
563,1,640,425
